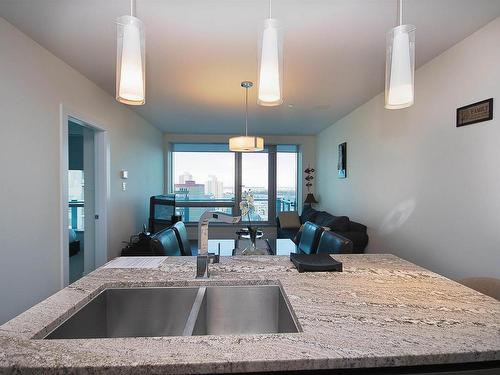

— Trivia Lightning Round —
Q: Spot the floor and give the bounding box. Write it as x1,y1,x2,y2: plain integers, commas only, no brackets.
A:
69,248,84,284
69,232,84,284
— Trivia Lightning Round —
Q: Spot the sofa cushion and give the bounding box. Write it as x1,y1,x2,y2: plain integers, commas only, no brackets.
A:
349,221,367,233
278,211,301,229
300,206,318,223
278,207,368,253
314,211,350,232
340,230,369,253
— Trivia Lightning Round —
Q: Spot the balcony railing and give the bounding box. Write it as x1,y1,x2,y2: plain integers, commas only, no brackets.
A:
172,196,296,223
276,197,296,213
69,200,84,230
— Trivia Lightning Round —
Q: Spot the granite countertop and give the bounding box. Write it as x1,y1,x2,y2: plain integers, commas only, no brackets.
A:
1,254,499,374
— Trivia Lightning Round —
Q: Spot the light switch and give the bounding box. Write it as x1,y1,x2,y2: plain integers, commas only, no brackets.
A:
122,182,127,191
121,170,128,179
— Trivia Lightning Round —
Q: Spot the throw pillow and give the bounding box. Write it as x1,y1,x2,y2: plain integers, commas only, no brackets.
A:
314,211,350,232
325,215,351,232
278,211,301,229
300,205,318,223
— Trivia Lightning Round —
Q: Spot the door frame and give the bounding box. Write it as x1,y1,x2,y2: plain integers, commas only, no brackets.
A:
59,103,110,287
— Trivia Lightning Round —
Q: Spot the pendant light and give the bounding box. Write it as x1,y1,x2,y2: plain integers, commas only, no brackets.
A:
116,0,146,105
229,82,264,152
257,0,283,106
385,0,415,109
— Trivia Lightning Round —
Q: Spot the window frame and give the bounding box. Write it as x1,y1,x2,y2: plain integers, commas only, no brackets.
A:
169,143,298,225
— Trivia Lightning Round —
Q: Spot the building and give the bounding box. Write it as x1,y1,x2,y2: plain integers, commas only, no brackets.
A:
174,180,205,198
178,172,193,184
205,175,224,199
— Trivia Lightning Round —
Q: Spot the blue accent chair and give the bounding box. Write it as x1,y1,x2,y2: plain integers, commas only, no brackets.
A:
298,221,323,254
316,230,353,254
151,228,182,256
172,221,193,256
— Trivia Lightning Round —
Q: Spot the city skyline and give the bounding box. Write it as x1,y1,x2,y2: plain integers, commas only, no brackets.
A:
173,152,297,189
175,175,296,193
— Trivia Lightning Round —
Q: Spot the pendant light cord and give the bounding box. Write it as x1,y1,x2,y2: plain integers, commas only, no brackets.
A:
269,0,272,19
130,0,134,17
245,86,249,136
397,0,403,26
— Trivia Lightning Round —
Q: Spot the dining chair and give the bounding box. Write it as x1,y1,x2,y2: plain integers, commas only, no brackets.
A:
316,230,353,254
150,228,182,256
172,221,192,256
298,221,323,254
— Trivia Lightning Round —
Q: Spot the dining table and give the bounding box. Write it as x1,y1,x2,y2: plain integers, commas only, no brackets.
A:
206,238,298,256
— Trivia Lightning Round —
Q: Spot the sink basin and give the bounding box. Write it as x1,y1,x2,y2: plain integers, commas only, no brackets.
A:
44,284,300,339
190,285,299,335
45,287,200,339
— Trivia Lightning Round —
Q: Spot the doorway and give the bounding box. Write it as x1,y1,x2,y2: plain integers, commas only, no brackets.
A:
68,122,96,283
60,105,109,287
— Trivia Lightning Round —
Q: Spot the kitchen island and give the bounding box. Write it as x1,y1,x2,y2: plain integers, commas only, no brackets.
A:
0,254,499,374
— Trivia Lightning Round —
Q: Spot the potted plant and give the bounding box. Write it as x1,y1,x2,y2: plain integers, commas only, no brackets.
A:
239,190,265,255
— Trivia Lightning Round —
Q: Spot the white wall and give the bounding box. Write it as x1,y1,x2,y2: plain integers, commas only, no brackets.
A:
0,18,164,324
316,18,500,280
164,133,316,239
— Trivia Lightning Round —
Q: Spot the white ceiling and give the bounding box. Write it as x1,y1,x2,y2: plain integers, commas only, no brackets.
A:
1,1,500,135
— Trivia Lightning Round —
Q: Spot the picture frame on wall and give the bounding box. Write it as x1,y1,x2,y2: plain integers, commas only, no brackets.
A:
338,142,346,179
456,98,493,127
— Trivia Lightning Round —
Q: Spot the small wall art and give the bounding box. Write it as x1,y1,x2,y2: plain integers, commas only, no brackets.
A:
338,142,346,179
456,98,493,127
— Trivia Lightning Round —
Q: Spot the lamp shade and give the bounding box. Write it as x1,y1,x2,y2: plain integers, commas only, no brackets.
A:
229,136,264,152
257,18,283,106
304,193,318,204
385,24,415,109
116,15,145,105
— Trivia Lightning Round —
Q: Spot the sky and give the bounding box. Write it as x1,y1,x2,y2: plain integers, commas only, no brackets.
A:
173,152,297,189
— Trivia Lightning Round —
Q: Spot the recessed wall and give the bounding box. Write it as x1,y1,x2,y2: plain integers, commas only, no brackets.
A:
164,133,316,239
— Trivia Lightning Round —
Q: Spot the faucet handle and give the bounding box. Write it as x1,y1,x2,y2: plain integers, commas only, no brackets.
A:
196,255,209,278
207,252,220,264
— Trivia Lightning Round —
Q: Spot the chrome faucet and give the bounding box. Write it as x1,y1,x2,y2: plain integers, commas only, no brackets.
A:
196,211,241,278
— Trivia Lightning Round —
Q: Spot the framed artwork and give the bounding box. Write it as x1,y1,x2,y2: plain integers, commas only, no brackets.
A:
456,98,493,127
338,142,346,179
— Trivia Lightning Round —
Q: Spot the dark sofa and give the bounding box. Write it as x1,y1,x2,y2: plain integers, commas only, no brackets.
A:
277,206,369,253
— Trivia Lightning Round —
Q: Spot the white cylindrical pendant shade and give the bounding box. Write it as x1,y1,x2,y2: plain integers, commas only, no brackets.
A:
257,18,283,106
385,24,415,109
116,15,145,105
229,136,264,152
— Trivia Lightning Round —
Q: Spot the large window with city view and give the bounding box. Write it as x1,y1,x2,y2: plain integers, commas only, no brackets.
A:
170,143,298,223
172,149,235,222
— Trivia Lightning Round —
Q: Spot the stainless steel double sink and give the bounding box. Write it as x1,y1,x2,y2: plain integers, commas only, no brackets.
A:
44,284,301,339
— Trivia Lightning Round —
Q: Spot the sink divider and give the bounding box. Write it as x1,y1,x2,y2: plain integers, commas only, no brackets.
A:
182,287,206,336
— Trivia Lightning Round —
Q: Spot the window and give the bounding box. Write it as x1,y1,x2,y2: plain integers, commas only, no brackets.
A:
276,150,298,214
170,143,298,223
241,153,269,221
172,151,235,201
171,144,236,223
